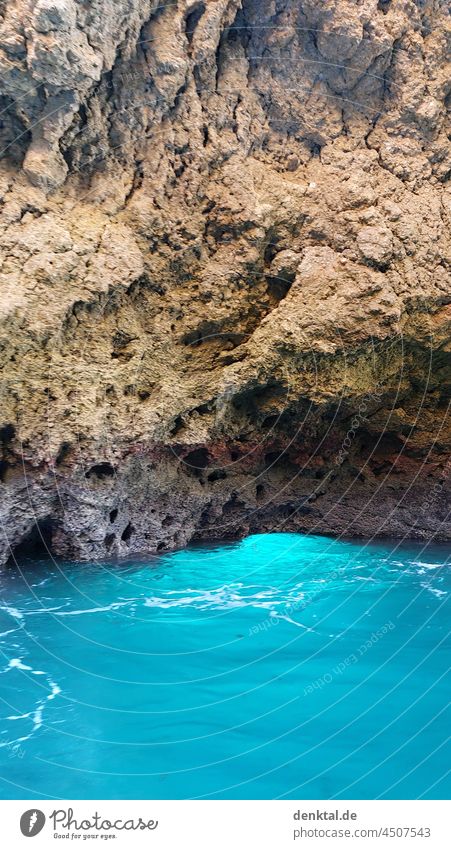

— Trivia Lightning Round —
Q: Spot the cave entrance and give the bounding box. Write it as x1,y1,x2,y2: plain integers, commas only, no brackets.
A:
9,519,55,562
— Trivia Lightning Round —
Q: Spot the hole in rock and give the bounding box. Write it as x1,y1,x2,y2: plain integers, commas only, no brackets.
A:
375,432,405,454
256,483,265,502
263,238,279,267
185,2,206,43
111,350,135,363
170,415,185,436
232,382,287,421
11,519,54,561
183,447,210,472
0,460,9,483
109,508,118,523
121,522,134,543
86,462,115,480
181,329,203,347
207,469,227,482
223,493,246,515
56,441,72,466
265,451,285,466
104,533,116,549
267,275,294,303
156,542,165,552
262,414,278,429
198,505,211,527
162,516,174,527
194,401,213,416
0,423,15,446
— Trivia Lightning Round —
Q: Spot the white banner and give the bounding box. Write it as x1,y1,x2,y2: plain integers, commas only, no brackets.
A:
0,800,447,848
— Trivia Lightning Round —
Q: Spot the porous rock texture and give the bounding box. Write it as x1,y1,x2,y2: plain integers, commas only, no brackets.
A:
0,0,450,565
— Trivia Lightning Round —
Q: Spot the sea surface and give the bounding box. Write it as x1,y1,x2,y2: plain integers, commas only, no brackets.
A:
0,532,449,800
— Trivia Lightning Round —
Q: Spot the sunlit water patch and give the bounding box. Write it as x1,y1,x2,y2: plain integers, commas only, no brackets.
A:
0,533,449,799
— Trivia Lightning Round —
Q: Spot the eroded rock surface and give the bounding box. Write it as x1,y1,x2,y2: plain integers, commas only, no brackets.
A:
0,0,450,565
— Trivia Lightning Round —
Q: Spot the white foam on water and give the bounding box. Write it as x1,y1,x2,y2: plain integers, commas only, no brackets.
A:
54,600,134,616
32,703,44,729
144,586,282,611
6,712,32,721
420,583,447,598
2,657,62,741
47,680,61,700
0,627,20,638
8,658,32,671
0,605,24,621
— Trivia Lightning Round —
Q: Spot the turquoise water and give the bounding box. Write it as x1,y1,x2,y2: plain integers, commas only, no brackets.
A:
0,532,449,800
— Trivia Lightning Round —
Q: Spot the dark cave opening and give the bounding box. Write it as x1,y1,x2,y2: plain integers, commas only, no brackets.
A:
207,468,227,482
86,462,115,480
56,441,72,466
162,515,174,527
121,522,135,544
223,493,246,514
266,275,294,303
183,447,210,474
104,532,116,549
10,519,54,562
256,483,265,502
0,423,15,445
0,424,16,484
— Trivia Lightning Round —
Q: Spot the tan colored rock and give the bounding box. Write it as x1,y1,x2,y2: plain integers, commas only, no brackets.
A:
357,225,394,266
0,0,449,566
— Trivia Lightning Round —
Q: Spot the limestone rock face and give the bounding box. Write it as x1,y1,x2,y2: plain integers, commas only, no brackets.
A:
0,0,450,565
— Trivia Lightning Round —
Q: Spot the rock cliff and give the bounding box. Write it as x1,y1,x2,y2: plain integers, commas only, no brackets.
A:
0,0,450,565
